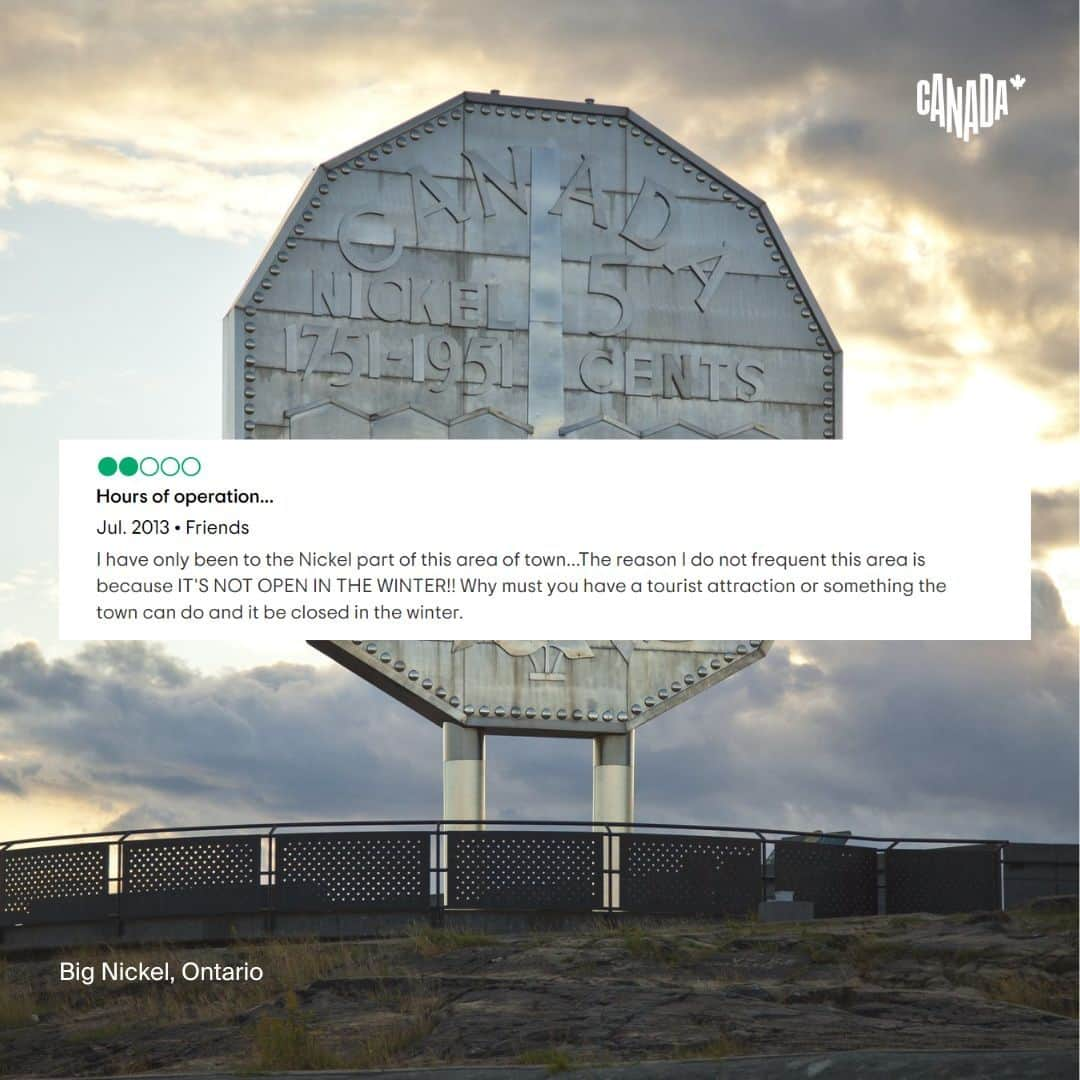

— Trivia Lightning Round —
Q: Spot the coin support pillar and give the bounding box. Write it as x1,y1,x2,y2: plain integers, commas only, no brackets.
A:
592,732,635,831
443,722,486,829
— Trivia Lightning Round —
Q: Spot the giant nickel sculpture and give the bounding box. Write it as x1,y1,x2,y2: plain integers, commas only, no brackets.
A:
225,92,841,827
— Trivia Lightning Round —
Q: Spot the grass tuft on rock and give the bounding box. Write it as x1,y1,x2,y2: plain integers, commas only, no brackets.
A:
674,1033,745,1059
0,961,37,1030
516,1045,575,1072
248,993,338,1071
981,971,1078,1018
407,924,495,957
348,1016,435,1068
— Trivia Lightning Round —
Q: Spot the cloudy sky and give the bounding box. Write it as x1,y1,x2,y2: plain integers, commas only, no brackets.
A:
0,0,1076,844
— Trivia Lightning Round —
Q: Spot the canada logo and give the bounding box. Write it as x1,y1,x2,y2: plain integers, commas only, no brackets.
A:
916,73,1024,142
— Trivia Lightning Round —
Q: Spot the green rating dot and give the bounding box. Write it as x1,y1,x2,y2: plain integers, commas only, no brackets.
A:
119,456,139,476
98,457,118,476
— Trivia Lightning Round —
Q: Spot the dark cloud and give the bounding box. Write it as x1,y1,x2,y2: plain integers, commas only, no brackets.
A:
637,572,1077,843
1033,489,1079,557
445,1,1078,240
0,640,444,830
0,574,1074,844
791,120,872,160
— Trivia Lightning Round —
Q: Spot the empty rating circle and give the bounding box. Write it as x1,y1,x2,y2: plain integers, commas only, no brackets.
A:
98,457,118,476
139,457,159,476
160,456,180,476
119,457,139,476
181,456,201,476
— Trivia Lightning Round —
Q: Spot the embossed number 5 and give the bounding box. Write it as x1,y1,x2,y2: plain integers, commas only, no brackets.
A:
587,254,631,336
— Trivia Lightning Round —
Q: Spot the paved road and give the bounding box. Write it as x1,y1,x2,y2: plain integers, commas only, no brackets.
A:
87,1048,1079,1079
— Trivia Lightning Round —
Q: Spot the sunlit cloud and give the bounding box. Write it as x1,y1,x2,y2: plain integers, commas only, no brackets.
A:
1039,548,1080,626
848,354,1077,486
1,137,303,241
0,367,46,405
0,562,56,597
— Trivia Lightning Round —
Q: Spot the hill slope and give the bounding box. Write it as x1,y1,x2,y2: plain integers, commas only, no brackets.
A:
1,904,1076,1076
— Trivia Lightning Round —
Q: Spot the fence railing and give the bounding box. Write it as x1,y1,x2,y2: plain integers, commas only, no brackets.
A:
0,818,1032,943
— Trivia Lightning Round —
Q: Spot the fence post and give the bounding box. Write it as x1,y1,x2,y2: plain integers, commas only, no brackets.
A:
434,822,445,928
266,827,277,936
604,826,620,913
116,833,129,938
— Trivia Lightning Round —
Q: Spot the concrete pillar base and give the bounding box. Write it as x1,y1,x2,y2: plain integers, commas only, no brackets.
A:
592,732,635,831
443,723,485,829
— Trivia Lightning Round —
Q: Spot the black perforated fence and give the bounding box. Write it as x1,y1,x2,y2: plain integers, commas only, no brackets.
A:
885,844,1001,915
447,831,603,911
121,835,263,918
0,843,111,923
276,832,429,911
774,841,878,918
0,819,1045,940
621,834,761,916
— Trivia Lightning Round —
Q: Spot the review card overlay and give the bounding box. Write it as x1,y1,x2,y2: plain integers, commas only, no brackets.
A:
59,440,1030,641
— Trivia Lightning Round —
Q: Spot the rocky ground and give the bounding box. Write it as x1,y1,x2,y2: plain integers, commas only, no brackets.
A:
0,901,1076,1076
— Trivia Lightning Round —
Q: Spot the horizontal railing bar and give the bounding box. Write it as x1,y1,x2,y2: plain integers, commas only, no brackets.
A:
0,818,1009,850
